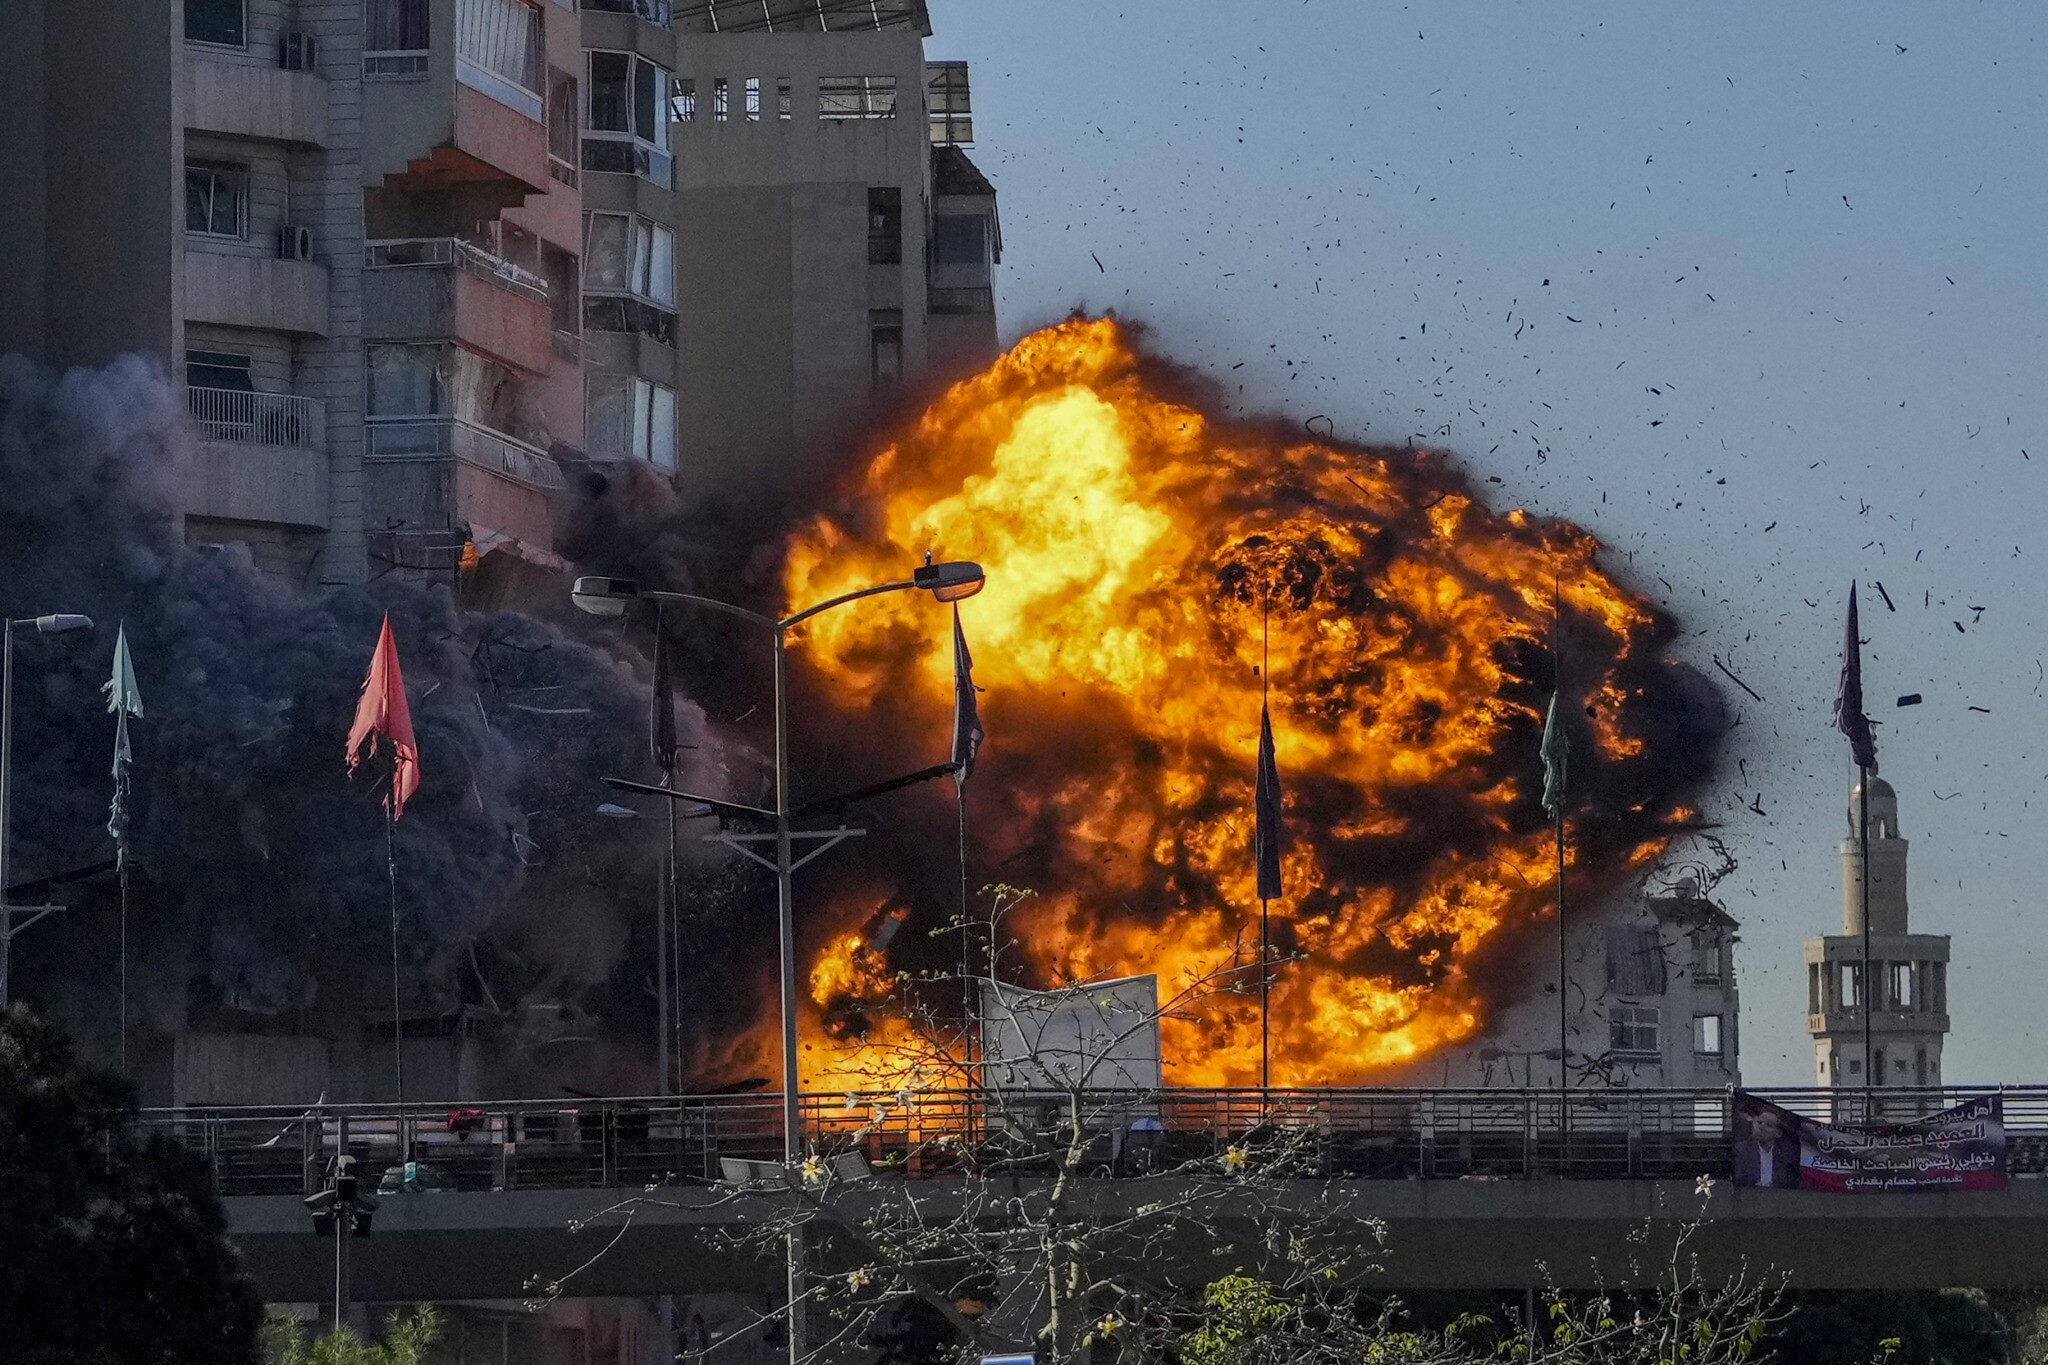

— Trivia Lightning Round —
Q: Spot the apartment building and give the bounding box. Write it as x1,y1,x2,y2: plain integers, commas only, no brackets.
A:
584,0,1004,505
0,0,582,595
0,0,1000,583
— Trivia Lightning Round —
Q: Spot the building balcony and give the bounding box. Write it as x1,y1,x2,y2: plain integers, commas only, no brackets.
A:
184,53,328,146
364,238,552,374
927,285,994,316
180,388,329,529
185,251,330,335
363,415,562,554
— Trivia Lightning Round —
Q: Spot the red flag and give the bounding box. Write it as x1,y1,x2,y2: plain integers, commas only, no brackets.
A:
346,614,420,818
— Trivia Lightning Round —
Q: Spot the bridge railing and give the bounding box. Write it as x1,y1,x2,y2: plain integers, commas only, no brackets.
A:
138,1086,2048,1198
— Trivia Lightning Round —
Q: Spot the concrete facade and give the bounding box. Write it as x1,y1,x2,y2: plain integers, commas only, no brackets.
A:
1807,777,1952,1094
0,0,586,590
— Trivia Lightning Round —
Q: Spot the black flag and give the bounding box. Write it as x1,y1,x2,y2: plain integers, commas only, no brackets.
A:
1834,584,1878,772
1254,704,1284,899
651,617,678,774
950,606,983,781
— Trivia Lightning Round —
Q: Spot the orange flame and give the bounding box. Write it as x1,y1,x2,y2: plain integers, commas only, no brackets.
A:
776,317,1705,1089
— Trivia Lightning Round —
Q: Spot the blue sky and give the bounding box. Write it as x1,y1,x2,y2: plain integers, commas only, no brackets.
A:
926,0,2048,1084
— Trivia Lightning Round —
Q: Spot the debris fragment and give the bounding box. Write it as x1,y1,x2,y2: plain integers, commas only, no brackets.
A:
1896,694,1922,707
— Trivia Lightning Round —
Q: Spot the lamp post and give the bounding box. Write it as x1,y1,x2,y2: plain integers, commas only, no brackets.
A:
0,613,95,1005
573,561,985,1361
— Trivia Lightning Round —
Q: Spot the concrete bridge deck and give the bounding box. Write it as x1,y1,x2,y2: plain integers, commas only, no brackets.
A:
142,1086,2048,1300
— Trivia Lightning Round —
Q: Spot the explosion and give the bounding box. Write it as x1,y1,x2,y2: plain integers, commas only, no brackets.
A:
775,316,1718,1088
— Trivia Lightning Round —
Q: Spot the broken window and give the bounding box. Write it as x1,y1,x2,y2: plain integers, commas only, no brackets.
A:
184,162,247,238
868,187,902,265
186,0,245,46
1692,1013,1723,1056
186,350,253,393
584,213,672,308
365,0,430,50
745,76,761,121
1609,1006,1659,1056
548,69,579,182
580,0,671,28
713,77,728,123
932,213,988,267
819,75,897,120
1688,928,1722,983
366,343,448,417
671,77,696,122
1603,925,1666,995
585,51,673,184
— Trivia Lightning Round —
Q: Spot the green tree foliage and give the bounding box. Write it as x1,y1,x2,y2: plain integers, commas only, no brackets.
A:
263,1307,441,1365
1768,1290,2006,1365
0,1004,262,1365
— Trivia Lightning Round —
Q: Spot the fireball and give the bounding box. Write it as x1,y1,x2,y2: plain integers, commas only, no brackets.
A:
777,316,1714,1088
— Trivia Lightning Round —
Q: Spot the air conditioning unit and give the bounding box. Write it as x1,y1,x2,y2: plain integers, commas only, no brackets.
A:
278,226,314,262
279,32,319,72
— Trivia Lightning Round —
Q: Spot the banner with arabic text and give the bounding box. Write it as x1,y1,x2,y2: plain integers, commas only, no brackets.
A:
1731,1091,2004,1192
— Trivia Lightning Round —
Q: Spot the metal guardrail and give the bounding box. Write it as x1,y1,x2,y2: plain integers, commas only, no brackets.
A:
187,387,325,450
366,237,550,305
364,415,565,490
138,1086,2048,1199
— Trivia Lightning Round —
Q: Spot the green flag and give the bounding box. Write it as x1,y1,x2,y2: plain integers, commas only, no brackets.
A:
1540,691,1568,816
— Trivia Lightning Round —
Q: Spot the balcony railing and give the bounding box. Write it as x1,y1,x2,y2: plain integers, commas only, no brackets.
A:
364,415,564,490
186,387,325,449
928,285,994,316
365,237,550,305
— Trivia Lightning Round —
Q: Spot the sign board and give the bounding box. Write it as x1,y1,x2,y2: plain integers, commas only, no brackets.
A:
979,974,1160,1091
980,1356,1036,1365
1731,1091,2005,1192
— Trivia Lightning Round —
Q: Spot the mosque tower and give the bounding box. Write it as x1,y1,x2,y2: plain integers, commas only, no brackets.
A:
1804,777,1951,1099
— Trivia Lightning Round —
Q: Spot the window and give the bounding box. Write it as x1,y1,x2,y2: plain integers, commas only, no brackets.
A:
1689,929,1722,983
186,0,245,46
1692,1013,1723,1057
1609,1006,1659,1057
932,214,988,267
745,76,761,122
579,0,671,27
1873,1048,1886,1082
1839,962,1861,1010
366,343,448,417
927,61,973,144
585,52,672,185
1604,925,1666,995
868,187,902,265
777,77,791,120
672,78,696,122
186,350,253,392
713,77,728,123
185,162,247,238
366,0,429,51
1890,961,1915,1010
583,213,673,306
457,0,544,119
819,75,897,120
870,309,903,390
587,374,676,469
1807,962,1821,1014
548,69,580,183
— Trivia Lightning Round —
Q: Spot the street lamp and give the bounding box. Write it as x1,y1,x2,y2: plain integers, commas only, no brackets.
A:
0,613,95,1005
573,563,985,1362
304,1151,378,1331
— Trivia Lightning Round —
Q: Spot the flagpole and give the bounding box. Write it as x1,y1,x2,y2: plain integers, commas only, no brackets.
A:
387,801,404,1158
1555,581,1567,1097
1260,600,1271,1095
118,856,129,1070
1860,763,1872,1101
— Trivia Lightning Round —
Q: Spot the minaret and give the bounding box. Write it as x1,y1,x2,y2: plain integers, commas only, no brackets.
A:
1803,777,1951,1107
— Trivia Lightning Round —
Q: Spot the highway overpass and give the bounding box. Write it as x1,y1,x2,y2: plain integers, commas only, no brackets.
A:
143,1086,2048,1301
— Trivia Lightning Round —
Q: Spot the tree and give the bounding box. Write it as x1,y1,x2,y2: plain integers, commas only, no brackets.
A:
0,1004,263,1365
263,1307,441,1365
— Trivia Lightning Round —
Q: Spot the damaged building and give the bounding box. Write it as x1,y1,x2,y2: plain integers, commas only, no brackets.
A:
0,0,1003,584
